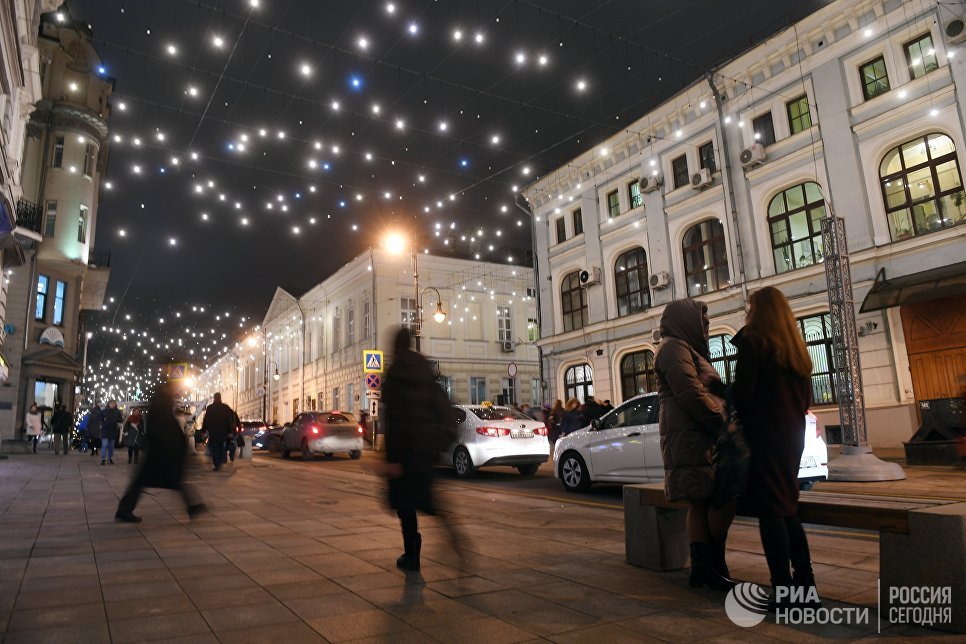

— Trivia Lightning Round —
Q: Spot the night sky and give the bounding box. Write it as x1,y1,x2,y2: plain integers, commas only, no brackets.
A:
67,0,828,398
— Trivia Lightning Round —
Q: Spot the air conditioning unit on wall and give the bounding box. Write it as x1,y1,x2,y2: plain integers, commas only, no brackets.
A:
946,17,966,44
500,341,514,353
640,175,663,193
740,143,766,168
649,271,671,289
579,267,602,286
690,168,712,189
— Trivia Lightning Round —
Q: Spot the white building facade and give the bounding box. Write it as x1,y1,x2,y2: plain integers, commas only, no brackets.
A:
524,0,966,448
198,250,541,424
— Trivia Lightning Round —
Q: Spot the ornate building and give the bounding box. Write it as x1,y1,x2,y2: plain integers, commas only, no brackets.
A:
0,4,113,440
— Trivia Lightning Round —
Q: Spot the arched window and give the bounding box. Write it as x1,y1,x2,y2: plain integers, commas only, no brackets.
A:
560,271,587,332
879,133,966,240
615,248,650,316
564,364,594,403
708,334,737,385
620,350,656,399
683,219,729,296
768,182,826,273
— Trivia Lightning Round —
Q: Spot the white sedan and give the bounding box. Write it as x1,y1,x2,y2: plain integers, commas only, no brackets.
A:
443,404,550,478
553,393,828,492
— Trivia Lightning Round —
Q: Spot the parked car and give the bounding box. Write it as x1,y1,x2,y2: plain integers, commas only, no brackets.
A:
553,393,829,492
263,424,287,452
443,403,550,478
280,411,364,460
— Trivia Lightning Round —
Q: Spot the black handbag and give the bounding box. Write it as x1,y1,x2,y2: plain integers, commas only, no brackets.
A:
712,407,751,508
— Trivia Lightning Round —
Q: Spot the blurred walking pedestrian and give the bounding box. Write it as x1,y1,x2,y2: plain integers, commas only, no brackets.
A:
381,326,463,572
581,395,605,425
655,299,734,590
95,400,122,465
202,393,235,471
548,400,564,441
116,383,206,523
122,409,144,464
25,403,43,453
86,403,101,456
50,404,73,455
732,287,818,606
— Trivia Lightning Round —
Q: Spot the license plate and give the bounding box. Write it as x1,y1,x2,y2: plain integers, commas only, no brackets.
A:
511,431,534,439
800,456,816,468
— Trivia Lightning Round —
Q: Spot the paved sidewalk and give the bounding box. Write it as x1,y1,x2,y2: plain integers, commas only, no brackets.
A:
0,452,956,643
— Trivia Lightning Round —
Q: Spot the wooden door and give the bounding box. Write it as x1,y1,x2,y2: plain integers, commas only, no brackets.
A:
901,297,966,409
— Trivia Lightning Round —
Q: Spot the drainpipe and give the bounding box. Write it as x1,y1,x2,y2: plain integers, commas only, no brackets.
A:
295,299,305,412
707,72,749,304
513,195,545,405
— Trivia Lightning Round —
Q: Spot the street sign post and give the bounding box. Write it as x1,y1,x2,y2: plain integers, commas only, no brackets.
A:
365,373,381,389
363,350,384,373
367,389,381,399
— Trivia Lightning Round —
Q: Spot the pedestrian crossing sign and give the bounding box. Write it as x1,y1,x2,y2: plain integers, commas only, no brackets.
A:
363,350,384,373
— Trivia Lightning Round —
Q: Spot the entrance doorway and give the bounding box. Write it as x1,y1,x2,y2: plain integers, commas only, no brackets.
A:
900,296,966,417
33,379,61,408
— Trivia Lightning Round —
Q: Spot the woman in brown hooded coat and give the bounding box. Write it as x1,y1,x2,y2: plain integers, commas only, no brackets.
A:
655,299,735,590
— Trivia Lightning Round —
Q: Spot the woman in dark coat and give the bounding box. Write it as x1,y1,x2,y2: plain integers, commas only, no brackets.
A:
382,326,460,571
655,299,734,590
115,384,206,523
731,286,817,602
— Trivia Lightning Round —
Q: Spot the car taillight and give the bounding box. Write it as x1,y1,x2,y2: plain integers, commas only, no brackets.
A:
357,425,364,434
310,425,320,435
476,427,510,437
534,426,548,436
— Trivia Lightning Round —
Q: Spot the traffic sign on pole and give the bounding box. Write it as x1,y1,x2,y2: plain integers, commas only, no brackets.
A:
369,399,379,418
363,350,384,373
365,373,382,389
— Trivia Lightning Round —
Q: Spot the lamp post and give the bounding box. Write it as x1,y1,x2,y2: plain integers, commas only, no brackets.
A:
383,231,446,352
263,360,279,424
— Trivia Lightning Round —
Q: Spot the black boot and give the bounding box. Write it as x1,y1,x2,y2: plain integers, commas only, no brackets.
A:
396,533,421,571
689,542,735,590
791,570,822,608
709,537,732,579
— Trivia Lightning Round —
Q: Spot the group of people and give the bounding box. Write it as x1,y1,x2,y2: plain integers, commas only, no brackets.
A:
200,392,242,471
23,402,73,454
656,287,818,608
545,395,614,440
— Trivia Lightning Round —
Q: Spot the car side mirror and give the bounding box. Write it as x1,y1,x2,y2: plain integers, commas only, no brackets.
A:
591,418,602,430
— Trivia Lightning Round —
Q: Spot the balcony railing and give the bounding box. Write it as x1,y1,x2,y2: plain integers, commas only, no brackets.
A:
88,249,111,268
15,199,43,234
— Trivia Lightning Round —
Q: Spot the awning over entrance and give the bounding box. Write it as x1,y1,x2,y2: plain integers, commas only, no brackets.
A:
860,262,966,313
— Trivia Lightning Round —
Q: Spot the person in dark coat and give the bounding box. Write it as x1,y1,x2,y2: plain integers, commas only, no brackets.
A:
731,286,817,604
558,398,583,436
202,393,236,471
581,396,605,425
97,400,123,465
655,299,734,590
116,384,205,523
381,326,461,572
122,409,145,464
87,403,102,456
50,404,73,455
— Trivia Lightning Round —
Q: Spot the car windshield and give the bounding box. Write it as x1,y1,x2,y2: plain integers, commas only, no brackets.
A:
316,413,351,424
469,407,532,421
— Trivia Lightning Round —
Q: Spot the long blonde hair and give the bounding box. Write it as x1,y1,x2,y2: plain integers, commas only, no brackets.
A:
745,287,813,378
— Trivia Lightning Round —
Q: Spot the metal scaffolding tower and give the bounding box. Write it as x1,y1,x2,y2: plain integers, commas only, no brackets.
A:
821,214,904,481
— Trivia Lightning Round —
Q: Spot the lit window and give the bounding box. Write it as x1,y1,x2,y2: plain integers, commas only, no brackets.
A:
797,314,837,405
614,247,650,316
860,56,890,100
786,95,812,134
628,180,643,209
53,281,66,326
879,133,966,239
606,189,620,217
564,364,594,403
620,350,656,399
904,34,938,80
35,275,49,321
708,334,737,384
682,219,729,296
768,182,826,273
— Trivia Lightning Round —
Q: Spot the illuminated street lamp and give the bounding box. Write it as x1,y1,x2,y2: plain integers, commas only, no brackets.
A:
384,230,447,352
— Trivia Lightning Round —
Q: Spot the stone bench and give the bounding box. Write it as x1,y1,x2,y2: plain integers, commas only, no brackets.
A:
623,482,966,633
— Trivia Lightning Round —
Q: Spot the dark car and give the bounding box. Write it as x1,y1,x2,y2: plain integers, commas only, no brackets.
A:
240,421,269,449
264,424,287,452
